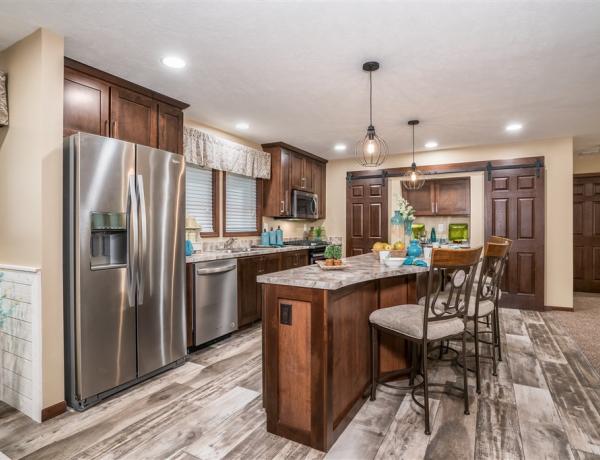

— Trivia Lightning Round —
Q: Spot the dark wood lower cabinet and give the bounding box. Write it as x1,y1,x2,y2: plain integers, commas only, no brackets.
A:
238,250,309,327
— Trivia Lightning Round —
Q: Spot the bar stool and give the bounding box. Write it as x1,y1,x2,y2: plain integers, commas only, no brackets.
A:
484,236,512,362
369,247,482,435
419,241,509,393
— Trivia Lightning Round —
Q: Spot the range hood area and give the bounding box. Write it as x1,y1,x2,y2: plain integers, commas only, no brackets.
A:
0,71,7,126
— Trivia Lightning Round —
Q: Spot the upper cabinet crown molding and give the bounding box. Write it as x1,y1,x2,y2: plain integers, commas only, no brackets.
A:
63,58,188,155
64,57,189,109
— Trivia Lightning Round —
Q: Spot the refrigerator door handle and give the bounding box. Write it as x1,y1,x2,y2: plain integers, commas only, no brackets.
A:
127,175,138,308
137,174,148,304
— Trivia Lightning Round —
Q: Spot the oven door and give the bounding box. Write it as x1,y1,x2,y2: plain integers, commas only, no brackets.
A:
292,190,318,219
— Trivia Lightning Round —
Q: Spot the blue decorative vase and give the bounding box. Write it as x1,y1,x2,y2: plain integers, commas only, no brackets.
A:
407,240,423,258
390,210,404,226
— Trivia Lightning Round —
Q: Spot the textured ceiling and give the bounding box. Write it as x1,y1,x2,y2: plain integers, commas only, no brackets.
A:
1,1,599,159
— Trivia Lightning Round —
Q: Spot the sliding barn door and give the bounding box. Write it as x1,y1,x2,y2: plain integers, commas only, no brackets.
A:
346,177,388,256
574,175,600,292
485,167,545,309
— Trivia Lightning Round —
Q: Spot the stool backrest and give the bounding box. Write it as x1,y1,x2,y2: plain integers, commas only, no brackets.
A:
423,247,483,329
473,242,510,313
487,235,512,289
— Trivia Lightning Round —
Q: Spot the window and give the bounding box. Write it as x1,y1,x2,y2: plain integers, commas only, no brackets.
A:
224,172,260,235
185,165,218,236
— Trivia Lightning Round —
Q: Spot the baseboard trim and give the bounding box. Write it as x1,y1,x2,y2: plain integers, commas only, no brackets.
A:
544,305,574,312
41,400,67,422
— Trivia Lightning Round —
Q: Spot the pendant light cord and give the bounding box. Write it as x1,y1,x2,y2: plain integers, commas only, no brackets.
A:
412,123,415,163
369,71,373,126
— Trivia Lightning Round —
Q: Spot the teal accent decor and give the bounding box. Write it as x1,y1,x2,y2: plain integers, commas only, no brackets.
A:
407,240,423,257
390,210,403,226
185,240,194,256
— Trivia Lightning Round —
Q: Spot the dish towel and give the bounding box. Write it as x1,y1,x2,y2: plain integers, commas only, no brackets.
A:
402,257,429,267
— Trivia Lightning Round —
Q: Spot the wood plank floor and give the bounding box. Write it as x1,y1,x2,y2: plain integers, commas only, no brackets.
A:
1,308,599,460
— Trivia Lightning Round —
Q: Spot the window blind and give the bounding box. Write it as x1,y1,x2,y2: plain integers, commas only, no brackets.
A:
185,165,214,233
225,172,257,233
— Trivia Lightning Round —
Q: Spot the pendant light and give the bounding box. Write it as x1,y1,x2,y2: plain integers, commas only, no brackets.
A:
355,61,388,167
403,120,426,190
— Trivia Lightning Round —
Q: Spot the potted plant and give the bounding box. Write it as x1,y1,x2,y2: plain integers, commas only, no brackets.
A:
324,244,342,266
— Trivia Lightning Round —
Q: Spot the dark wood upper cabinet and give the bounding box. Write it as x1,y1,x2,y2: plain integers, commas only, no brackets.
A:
435,178,470,215
158,102,184,155
261,142,327,219
110,86,157,147
63,67,109,137
312,161,326,219
402,177,470,216
403,182,435,216
63,58,188,154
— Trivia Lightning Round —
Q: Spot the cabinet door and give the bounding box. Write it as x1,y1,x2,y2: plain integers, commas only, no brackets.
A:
296,250,309,267
110,86,157,147
63,68,109,137
312,161,326,218
157,102,183,154
290,152,305,189
281,149,291,215
435,178,470,215
403,181,435,216
281,252,295,270
238,256,260,327
303,158,314,192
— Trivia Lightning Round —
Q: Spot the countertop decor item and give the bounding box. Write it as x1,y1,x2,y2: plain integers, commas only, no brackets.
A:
407,240,423,257
448,223,469,242
402,120,426,190
316,260,348,270
355,61,388,167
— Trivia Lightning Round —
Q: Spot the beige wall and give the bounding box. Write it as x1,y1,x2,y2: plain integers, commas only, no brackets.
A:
0,29,65,408
184,118,314,241
325,137,574,309
574,153,600,175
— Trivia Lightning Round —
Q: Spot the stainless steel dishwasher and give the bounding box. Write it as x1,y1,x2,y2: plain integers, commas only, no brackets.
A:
194,259,238,346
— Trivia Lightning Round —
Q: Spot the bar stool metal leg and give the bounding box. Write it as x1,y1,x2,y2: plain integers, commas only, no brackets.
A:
422,340,430,435
370,324,378,401
474,317,481,394
462,331,470,415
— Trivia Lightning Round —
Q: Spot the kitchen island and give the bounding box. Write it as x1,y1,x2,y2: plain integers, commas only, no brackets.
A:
257,254,428,451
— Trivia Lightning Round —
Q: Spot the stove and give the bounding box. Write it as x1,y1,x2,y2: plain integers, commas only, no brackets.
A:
284,240,328,264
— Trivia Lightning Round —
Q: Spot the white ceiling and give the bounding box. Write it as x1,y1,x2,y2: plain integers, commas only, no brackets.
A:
1,1,600,159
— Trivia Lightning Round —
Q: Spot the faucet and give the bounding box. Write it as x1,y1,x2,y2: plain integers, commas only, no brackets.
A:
223,238,236,249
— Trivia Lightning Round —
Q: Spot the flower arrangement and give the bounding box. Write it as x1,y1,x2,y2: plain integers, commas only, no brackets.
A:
396,195,415,223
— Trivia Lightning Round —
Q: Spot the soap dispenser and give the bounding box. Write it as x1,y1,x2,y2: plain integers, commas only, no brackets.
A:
261,227,269,246
275,225,284,246
268,227,276,246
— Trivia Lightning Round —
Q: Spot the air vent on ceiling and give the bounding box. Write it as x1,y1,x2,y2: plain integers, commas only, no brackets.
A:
0,71,7,127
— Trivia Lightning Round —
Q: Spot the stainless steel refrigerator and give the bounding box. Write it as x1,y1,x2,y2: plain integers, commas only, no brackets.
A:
64,132,186,410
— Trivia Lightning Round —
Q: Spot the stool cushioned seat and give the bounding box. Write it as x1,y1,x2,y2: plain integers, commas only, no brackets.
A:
369,304,464,341
417,295,494,318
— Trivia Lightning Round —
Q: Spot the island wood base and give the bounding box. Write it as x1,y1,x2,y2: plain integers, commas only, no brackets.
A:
261,274,418,451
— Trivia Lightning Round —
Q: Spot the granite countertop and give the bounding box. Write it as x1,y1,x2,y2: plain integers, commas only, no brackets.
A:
257,253,428,290
186,245,311,263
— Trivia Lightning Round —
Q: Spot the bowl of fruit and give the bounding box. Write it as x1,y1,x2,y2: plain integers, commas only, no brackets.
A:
372,241,407,260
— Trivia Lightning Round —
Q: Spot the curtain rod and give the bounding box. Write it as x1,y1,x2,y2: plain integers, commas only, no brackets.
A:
346,159,543,182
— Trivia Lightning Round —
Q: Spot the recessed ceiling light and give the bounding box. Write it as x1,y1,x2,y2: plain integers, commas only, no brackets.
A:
424,141,438,149
235,122,249,130
334,143,347,152
161,56,186,69
505,122,523,132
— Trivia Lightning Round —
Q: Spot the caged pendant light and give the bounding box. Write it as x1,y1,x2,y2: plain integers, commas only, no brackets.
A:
355,61,388,167
403,120,426,190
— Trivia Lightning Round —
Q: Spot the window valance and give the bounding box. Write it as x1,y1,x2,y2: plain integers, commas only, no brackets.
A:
184,126,271,179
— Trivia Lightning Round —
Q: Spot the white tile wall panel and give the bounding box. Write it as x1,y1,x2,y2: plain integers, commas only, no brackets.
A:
0,267,41,422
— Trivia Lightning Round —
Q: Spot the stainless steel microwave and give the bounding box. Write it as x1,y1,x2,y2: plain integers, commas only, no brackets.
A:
292,190,318,219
